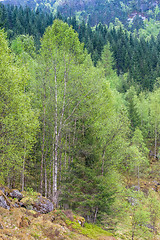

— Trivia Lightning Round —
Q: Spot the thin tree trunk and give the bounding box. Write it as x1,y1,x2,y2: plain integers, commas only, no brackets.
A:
59,152,62,182
48,159,52,199
101,150,105,176
65,134,67,168
52,58,68,206
137,165,140,191
68,132,71,166
93,207,98,223
7,172,10,188
53,125,58,204
22,140,26,192
40,92,46,195
154,121,157,159
11,168,15,188
58,134,62,183
44,157,47,198
71,119,77,162
57,59,67,139
132,224,135,240
52,64,58,205
52,141,55,198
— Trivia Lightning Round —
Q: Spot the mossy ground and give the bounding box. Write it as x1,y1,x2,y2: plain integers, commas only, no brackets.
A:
0,192,117,240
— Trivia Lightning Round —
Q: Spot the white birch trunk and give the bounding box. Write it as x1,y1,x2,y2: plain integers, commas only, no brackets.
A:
40,95,46,195
52,63,58,205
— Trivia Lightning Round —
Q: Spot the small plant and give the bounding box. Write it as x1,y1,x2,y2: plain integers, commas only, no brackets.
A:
25,187,35,195
31,231,40,239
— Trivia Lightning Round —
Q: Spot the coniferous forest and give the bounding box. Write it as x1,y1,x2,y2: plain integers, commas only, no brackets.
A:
1,2,160,239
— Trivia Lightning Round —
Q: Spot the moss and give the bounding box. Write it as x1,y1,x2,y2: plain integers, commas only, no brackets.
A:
65,218,113,239
80,223,113,239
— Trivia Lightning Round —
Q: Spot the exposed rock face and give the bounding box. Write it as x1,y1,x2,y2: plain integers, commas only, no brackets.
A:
0,195,10,209
19,194,54,213
0,186,10,196
0,190,11,210
0,187,54,214
33,196,54,214
10,190,23,201
0,187,5,194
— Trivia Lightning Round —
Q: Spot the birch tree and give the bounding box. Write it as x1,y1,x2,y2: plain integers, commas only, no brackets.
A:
40,19,93,205
149,89,160,159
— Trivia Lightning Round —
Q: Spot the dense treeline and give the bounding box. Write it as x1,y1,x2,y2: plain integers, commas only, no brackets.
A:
2,0,160,27
0,3,54,46
1,4,160,239
67,18,160,91
1,3,160,91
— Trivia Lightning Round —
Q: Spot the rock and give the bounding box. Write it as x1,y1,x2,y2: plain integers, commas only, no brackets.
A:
0,195,10,210
0,216,4,229
0,222,3,229
128,196,137,206
146,224,157,233
20,195,35,210
0,186,10,197
20,194,54,214
74,216,85,227
33,196,54,214
0,187,5,194
0,190,11,210
10,190,23,201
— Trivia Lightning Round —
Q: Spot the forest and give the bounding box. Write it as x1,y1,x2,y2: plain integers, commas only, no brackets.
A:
0,2,160,239
2,0,160,27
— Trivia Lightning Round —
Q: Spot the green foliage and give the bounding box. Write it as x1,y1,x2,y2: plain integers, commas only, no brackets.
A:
0,28,39,187
78,222,113,239
125,87,141,130
66,217,113,239
11,35,36,58
126,189,152,240
24,187,35,196
138,19,160,40
147,189,160,234
1,3,160,90
1,6,160,239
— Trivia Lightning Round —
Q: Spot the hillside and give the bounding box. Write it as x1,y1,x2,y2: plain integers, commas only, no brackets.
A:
0,187,116,240
1,0,160,26
1,1,160,239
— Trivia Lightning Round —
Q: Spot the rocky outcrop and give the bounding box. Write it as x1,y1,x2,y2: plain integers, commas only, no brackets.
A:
0,187,53,214
10,189,23,201
33,196,54,214
0,190,12,210
0,198,116,240
19,194,54,214
0,187,117,239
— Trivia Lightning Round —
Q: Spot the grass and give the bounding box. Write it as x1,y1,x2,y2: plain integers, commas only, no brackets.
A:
65,217,113,239
80,223,113,239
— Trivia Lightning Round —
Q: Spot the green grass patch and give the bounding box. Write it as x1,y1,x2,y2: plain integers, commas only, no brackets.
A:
66,218,113,239
80,223,113,239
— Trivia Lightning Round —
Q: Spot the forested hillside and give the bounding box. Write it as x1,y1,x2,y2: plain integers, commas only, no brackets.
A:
1,2,160,240
2,0,160,26
1,3,160,90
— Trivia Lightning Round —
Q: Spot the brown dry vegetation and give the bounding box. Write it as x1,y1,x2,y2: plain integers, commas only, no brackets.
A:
0,206,116,240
